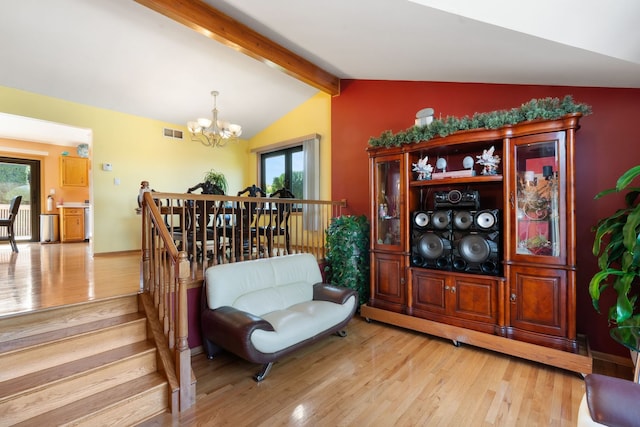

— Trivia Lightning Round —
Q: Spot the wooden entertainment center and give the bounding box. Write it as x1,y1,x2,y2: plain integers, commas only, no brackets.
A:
361,113,592,374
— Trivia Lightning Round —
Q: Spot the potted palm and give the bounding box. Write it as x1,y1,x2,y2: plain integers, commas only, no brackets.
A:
590,165,640,327
202,169,228,195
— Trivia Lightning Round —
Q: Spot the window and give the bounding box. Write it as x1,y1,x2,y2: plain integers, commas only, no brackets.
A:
256,134,320,200
0,157,40,241
261,146,303,197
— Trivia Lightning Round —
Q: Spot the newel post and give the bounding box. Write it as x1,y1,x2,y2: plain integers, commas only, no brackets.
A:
141,201,150,293
176,251,194,410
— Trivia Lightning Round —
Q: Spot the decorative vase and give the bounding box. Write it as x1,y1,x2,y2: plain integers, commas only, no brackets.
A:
77,143,89,158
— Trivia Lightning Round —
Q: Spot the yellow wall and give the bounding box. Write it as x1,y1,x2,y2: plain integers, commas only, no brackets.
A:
247,92,331,199
0,86,331,253
0,86,247,253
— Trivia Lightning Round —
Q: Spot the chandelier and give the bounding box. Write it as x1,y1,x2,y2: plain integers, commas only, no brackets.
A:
187,90,242,147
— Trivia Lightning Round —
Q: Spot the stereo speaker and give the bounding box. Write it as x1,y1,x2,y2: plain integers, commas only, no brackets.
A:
451,210,501,275
451,230,501,275
412,210,452,231
411,210,452,270
452,209,500,232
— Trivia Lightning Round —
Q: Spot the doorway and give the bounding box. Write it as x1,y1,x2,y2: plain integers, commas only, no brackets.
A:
0,157,41,242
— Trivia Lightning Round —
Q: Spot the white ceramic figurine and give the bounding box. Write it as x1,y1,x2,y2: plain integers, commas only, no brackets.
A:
412,156,433,180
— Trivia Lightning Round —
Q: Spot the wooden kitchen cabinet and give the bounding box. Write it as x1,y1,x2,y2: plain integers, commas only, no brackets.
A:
60,156,89,187
60,208,85,242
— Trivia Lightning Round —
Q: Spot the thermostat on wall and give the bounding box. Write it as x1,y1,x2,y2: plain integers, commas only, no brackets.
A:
102,163,113,171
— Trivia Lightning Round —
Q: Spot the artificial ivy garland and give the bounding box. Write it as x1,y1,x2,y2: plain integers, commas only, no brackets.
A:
368,95,592,148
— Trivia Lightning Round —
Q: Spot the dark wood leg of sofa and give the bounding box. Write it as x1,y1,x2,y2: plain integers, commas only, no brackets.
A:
254,362,274,382
203,337,221,359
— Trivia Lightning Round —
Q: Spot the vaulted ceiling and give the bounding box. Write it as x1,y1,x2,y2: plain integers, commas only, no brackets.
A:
1,0,638,143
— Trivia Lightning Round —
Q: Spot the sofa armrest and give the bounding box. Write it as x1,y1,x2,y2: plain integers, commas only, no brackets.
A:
585,373,640,427
206,306,275,335
313,283,357,305
202,306,275,361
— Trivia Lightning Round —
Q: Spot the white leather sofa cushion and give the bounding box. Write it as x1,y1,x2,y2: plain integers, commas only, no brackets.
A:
205,253,323,317
251,296,356,353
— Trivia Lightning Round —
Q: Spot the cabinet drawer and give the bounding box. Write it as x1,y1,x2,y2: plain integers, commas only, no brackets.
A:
63,208,84,216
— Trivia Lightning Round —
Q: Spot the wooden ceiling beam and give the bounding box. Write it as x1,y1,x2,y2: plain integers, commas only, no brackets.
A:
135,0,340,95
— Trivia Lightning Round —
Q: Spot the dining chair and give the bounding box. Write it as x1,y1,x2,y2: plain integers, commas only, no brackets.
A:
0,195,23,253
262,188,295,256
234,185,266,259
185,198,222,261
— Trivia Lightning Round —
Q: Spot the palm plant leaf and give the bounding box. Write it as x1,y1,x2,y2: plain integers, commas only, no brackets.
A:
590,165,640,326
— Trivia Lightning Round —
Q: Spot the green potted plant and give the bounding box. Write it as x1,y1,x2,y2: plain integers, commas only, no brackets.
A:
203,169,228,195
324,215,370,307
590,165,640,327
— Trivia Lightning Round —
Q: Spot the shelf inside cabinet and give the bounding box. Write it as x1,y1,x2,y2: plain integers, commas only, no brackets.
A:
410,175,503,187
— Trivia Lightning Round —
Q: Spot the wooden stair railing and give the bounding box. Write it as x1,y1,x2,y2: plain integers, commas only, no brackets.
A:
141,192,194,412
140,191,346,412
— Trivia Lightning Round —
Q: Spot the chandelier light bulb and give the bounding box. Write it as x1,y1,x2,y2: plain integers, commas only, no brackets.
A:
197,118,212,129
187,90,242,147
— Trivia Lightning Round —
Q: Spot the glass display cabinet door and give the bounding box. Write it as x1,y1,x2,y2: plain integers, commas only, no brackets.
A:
513,133,565,263
375,157,402,248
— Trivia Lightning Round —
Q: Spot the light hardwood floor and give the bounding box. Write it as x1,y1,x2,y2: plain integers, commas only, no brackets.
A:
0,242,140,317
0,242,630,426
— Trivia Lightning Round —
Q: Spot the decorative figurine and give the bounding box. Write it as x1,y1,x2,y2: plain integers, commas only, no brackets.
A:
136,180,155,213
412,156,433,180
476,146,501,175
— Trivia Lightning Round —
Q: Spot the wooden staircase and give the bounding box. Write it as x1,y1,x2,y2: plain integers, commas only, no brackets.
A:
0,294,172,426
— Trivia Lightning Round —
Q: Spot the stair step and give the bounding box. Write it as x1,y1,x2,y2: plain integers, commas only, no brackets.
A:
0,294,139,345
13,373,169,427
0,340,156,400
0,342,158,425
0,311,145,354
0,314,148,382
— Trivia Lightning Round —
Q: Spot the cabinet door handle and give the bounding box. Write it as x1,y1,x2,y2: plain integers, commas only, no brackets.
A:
510,293,517,302
445,285,450,291
451,287,456,293
400,277,405,285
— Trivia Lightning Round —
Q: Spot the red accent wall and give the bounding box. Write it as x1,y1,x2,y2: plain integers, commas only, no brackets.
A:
331,79,640,356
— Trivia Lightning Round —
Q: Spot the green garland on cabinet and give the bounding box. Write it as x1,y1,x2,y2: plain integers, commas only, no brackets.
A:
368,95,592,148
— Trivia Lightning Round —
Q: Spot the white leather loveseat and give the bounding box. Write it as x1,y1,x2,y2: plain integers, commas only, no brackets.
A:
201,253,358,381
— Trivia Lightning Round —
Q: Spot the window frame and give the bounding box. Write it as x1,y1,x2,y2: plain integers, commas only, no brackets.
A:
260,145,303,197
253,133,320,201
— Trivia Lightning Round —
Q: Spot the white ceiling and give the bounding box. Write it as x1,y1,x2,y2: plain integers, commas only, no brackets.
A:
1,0,639,145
